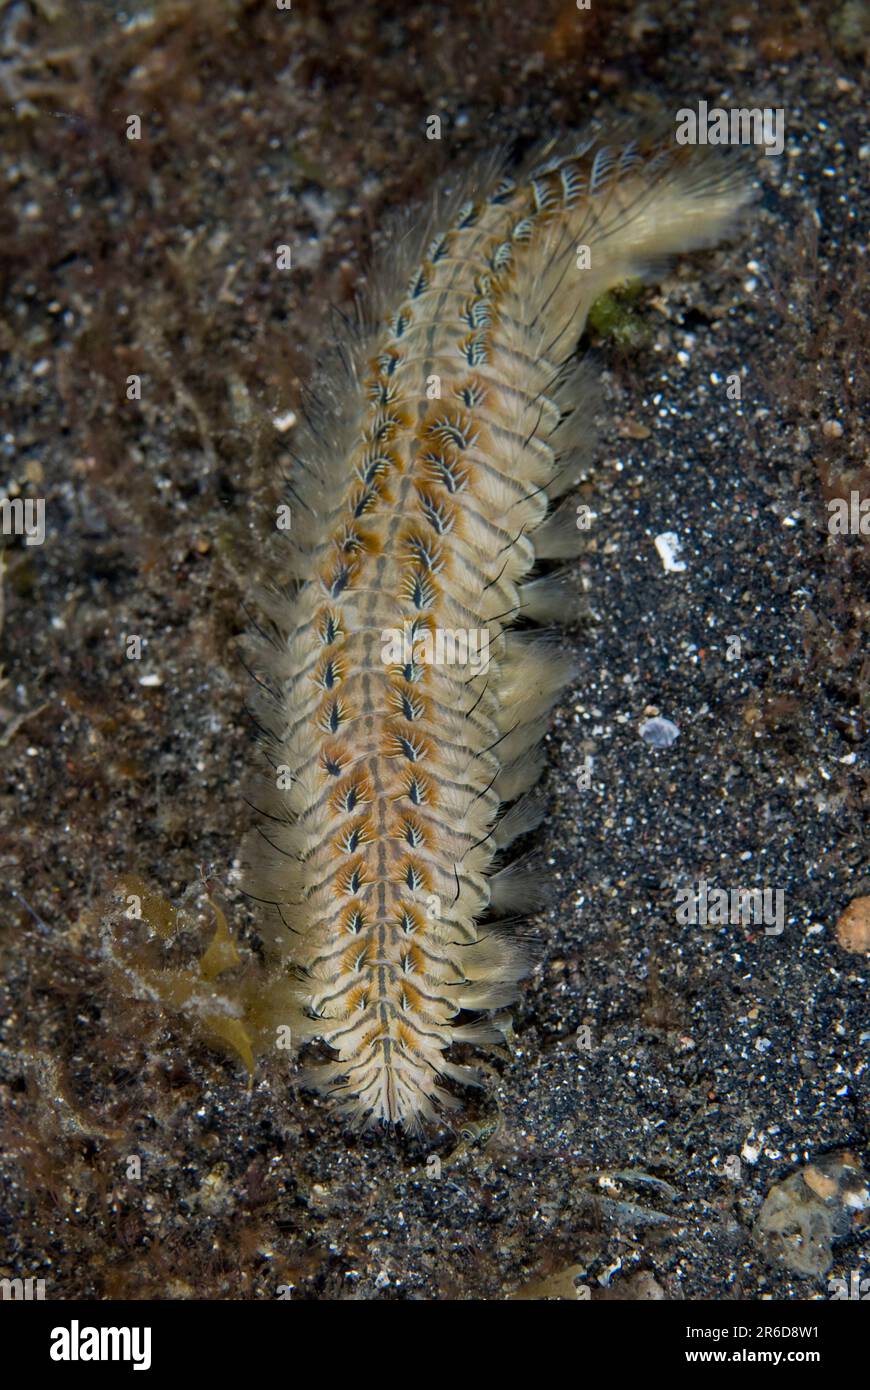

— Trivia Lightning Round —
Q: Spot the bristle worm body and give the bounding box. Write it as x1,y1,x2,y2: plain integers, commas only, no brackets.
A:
244,132,751,1129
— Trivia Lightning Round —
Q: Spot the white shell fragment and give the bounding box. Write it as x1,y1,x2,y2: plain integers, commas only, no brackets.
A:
654,531,687,573
639,716,680,748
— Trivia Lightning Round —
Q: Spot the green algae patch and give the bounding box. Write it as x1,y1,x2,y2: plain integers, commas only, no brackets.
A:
105,879,300,1079
587,280,650,350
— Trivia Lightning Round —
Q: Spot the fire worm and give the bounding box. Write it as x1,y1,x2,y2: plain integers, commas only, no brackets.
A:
243,131,752,1129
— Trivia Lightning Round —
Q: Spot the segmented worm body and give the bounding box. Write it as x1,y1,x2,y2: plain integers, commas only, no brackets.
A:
245,132,750,1128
